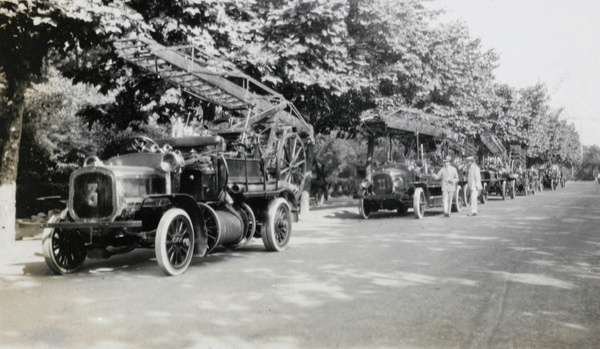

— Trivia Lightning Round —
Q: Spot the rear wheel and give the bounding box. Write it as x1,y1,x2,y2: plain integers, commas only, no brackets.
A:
413,187,426,219
42,215,87,275
197,203,221,253
262,198,292,252
277,133,306,201
480,183,488,204
155,208,195,276
452,187,463,213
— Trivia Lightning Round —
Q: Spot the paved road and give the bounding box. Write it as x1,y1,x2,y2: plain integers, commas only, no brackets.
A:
1,182,600,349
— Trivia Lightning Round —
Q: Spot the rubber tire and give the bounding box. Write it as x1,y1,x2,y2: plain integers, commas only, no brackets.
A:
413,187,426,219
452,187,462,213
156,208,195,276
464,186,472,207
480,183,488,204
358,196,371,219
509,180,516,199
262,198,292,252
42,215,87,275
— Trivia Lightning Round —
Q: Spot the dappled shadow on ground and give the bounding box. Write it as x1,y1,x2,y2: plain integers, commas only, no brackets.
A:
326,208,445,220
2,183,600,349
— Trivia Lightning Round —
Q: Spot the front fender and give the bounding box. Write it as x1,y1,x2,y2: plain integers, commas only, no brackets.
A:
141,194,208,257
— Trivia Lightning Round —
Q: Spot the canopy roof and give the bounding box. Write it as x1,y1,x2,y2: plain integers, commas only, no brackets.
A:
360,107,461,141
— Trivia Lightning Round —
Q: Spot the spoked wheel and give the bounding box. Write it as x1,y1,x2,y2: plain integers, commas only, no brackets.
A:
130,135,160,153
262,198,292,252
480,183,488,204
226,203,256,249
358,197,371,219
464,186,471,208
155,208,195,276
42,215,87,275
413,187,426,219
197,203,221,253
277,133,306,201
452,187,463,213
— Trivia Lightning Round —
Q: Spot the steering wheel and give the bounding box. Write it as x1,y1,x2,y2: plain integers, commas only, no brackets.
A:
130,136,160,153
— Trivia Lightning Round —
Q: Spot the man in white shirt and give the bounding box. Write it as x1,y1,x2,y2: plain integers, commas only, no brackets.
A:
434,156,459,217
466,156,482,216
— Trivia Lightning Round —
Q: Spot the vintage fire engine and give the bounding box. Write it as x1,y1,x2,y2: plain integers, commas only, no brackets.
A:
354,108,466,219
42,37,313,276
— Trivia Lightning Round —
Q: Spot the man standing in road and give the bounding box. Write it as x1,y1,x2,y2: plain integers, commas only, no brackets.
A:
434,156,459,217
466,156,482,216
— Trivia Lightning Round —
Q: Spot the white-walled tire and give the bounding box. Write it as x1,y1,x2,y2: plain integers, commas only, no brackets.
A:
480,183,488,204
156,208,195,276
509,180,516,199
413,187,426,219
452,187,463,213
262,198,292,252
358,198,371,219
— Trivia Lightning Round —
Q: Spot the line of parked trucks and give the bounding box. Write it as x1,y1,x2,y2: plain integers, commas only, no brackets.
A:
354,108,568,220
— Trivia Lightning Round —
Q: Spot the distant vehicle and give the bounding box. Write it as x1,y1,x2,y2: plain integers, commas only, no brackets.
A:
353,108,465,219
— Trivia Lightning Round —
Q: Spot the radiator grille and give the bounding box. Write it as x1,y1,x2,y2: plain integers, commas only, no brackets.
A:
72,172,114,219
373,173,393,195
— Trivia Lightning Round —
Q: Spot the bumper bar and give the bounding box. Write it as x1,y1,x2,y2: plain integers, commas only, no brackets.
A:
42,221,143,229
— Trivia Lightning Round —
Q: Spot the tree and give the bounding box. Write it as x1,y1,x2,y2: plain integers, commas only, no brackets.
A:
577,145,600,180
0,0,143,245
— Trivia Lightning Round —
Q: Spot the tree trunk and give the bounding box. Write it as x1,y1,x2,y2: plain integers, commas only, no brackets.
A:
0,79,27,249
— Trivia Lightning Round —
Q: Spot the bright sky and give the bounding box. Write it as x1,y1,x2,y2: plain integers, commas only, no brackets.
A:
430,0,600,146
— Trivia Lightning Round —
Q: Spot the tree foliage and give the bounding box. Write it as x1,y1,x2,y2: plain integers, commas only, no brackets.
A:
2,0,590,228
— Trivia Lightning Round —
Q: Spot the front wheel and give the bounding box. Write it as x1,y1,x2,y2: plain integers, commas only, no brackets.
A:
262,198,292,252
452,186,463,213
413,187,426,219
464,186,471,207
42,215,87,275
358,197,371,219
509,180,516,199
480,183,488,204
156,208,195,276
